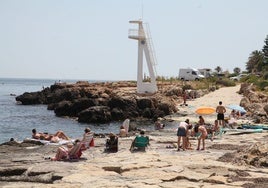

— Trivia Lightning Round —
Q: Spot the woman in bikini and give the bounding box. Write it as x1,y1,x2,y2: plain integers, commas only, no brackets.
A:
195,125,208,150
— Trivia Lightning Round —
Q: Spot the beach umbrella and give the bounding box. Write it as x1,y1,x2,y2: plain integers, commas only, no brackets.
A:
227,104,246,113
195,107,216,115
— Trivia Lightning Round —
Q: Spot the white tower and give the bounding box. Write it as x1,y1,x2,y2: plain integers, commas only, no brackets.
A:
128,20,158,94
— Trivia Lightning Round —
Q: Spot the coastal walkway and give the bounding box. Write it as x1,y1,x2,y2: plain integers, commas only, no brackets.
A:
175,84,244,123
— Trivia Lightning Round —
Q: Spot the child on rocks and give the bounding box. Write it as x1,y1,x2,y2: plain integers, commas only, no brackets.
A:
211,120,220,141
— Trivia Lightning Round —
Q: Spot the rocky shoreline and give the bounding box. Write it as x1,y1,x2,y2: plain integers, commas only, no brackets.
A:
2,83,268,187
15,81,268,125
15,81,181,124
0,129,268,188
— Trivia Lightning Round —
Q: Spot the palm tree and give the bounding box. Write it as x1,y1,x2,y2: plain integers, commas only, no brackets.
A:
246,50,264,73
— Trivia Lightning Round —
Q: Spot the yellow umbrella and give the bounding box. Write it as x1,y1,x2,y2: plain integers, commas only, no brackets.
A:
195,107,216,115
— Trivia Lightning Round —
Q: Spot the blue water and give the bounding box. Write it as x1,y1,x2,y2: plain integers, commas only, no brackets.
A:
0,78,130,143
0,78,179,144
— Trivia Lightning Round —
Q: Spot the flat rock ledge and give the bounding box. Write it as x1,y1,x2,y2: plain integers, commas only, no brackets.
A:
0,130,268,188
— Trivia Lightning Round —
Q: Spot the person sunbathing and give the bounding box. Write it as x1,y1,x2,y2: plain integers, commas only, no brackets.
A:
32,129,43,139
119,125,127,137
50,139,82,161
32,129,70,142
80,127,94,149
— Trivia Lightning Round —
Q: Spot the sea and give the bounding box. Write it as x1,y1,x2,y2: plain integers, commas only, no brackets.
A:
0,78,161,144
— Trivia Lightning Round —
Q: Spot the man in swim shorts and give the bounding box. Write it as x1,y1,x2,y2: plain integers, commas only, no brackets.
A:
216,101,226,127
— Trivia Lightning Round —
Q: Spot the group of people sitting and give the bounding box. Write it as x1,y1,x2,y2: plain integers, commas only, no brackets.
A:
226,109,247,128
33,122,150,161
32,128,94,161
34,114,228,161
105,130,150,153
50,127,94,161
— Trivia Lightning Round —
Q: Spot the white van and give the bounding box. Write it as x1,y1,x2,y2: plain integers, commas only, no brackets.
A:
178,68,205,81
198,68,212,78
230,74,248,81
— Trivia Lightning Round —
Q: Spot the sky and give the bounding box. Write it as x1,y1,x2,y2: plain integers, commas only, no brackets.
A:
0,0,268,81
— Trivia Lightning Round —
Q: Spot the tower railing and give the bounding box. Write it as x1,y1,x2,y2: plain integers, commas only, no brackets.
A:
143,23,158,76
128,29,145,40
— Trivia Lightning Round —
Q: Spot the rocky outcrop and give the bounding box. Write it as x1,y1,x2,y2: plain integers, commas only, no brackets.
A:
239,83,268,123
16,81,184,124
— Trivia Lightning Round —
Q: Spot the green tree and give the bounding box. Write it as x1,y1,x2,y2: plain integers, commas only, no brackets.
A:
262,35,268,64
233,67,241,74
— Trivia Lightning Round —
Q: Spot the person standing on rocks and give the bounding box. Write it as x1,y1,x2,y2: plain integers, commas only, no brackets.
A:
177,119,190,151
180,90,188,106
195,124,208,150
216,101,226,127
211,120,220,141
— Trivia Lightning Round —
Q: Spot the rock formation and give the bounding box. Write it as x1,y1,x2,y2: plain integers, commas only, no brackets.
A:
239,83,268,123
16,81,186,124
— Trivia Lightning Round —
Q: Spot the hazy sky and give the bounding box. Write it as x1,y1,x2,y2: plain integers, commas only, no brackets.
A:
1,0,267,81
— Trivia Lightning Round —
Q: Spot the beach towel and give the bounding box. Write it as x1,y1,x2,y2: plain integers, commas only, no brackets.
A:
24,138,73,145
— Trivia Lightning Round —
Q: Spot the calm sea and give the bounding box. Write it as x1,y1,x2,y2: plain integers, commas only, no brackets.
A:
0,78,137,144
0,78,164,144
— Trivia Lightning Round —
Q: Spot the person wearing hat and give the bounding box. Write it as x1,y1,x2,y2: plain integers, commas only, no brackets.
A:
177,119,190,151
